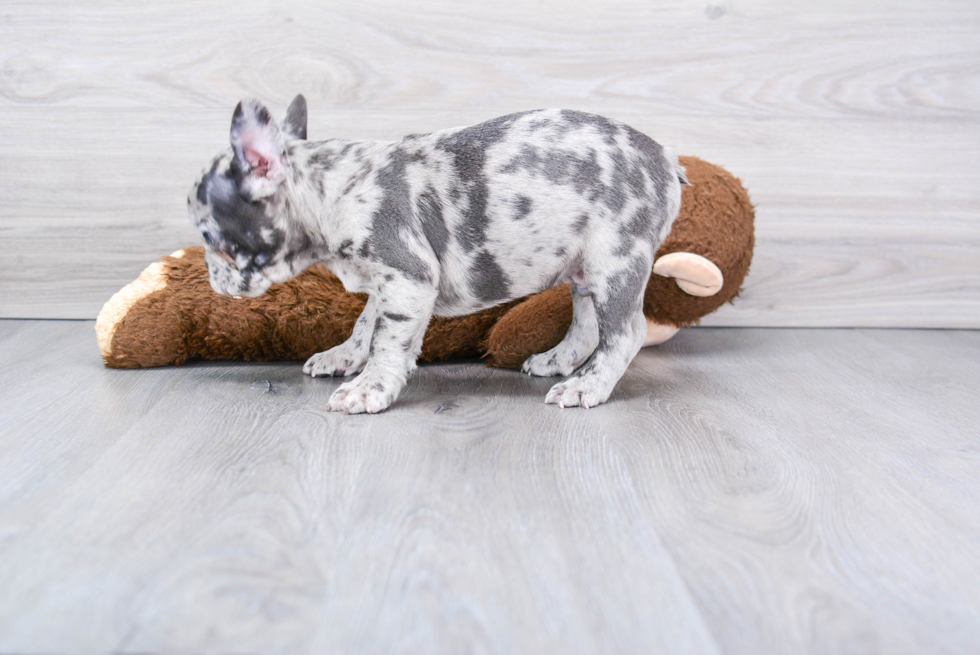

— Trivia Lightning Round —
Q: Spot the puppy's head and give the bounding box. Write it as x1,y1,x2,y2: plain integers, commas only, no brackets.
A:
188,95,309,297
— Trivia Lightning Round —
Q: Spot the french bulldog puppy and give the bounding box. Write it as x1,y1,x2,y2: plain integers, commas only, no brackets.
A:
188,96,686,413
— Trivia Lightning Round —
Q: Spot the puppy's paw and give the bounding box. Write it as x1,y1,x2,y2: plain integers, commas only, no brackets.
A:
326,377,398,414
521,351,575,377
545,375,612,409
304,345,367,378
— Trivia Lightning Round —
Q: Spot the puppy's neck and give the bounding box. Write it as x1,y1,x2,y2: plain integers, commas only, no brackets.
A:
283,139,385,232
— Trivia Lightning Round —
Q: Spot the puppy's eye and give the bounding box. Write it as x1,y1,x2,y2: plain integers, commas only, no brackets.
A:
202,231,215,246
254,252,269,267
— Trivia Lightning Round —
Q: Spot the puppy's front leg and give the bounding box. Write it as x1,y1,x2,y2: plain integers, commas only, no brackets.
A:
326,278,437,414
303,294,378,377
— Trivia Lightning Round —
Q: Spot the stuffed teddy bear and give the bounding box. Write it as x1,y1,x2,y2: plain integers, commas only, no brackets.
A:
96,156,753,370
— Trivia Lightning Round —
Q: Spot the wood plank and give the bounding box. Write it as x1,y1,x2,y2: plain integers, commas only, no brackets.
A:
1,0,978,325
614,328,980,654
0,321,721,655
2,108,977,326
0,322,978,653
0,320,192,527
1,0,976,121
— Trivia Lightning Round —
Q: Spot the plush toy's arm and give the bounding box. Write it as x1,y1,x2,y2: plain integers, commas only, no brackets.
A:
96,247,365,369
96,252,185,368
98,246,519,369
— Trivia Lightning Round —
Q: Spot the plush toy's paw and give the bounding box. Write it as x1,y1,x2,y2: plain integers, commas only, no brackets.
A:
643,319,682,347
326,375,399,414
544,374,612,409
303,344,367,378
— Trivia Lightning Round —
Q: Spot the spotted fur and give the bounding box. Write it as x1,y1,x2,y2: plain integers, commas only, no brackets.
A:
188,96,687,413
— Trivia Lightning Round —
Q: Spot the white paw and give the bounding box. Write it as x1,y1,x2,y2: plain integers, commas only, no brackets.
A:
545,375,612,409
303,345,366,378
522,351,576,377
326,378,397,414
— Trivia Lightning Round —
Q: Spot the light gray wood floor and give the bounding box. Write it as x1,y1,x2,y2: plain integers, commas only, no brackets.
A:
0,321,978,654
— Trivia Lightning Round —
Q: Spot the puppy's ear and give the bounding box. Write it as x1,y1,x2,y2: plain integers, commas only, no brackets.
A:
230,98,287,199
281,94,307,140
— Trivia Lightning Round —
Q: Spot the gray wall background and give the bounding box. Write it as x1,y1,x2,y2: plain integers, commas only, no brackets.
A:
2,0,977,326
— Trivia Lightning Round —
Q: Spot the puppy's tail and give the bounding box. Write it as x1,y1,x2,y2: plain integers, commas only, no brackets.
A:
664,146,689,186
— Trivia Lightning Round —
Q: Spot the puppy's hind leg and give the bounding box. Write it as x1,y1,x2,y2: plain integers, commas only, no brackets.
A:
522,284,599,377
545,255,652,408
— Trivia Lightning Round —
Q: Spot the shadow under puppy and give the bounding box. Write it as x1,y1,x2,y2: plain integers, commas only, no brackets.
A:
188,95,687,413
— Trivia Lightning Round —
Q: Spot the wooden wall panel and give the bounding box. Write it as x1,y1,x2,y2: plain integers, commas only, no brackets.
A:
1,1,978,325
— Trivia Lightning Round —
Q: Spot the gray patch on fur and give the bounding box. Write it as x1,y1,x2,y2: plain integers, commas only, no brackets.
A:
513,195,533,221
416,186,449,260
206,171,284,260
625,126,671,205
343,160,373,195
468,249,511,302
435,112,532,253
501,145,607,206
337,239,354,259
615,206,655,255
309,150,337,170
558,109,620,145
593,256,648,339
604,151,631,213
363,150,433,283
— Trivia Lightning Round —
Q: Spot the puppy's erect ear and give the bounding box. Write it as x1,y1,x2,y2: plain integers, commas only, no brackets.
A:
230,98,287,199
281,94,308,140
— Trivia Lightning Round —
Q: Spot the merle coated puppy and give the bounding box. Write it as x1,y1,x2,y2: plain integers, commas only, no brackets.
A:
188,95,687,413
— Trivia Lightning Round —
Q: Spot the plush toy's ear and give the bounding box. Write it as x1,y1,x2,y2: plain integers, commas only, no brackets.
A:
653,252,724,297
281,94,308,140
230,98,288,199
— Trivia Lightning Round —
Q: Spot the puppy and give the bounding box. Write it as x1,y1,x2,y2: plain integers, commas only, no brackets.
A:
188,96,686,413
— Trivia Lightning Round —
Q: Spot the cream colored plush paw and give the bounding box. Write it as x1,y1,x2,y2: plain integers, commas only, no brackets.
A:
643,320,681,347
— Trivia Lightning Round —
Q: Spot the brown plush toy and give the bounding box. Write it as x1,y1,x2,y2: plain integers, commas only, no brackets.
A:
96,156,753,370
